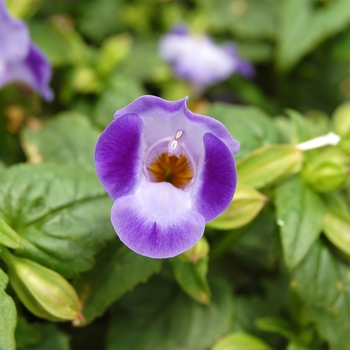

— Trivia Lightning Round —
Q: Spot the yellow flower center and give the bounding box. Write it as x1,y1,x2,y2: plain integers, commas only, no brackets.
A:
147,152,193,189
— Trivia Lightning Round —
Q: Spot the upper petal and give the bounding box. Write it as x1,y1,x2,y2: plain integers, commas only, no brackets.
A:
95,113,145,200
111,180,206,258
193,132,237,222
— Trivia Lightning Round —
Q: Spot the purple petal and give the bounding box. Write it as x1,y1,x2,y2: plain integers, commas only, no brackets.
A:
1,44,53,101
95,113,144,200
194,132,237,222
111,180,206,258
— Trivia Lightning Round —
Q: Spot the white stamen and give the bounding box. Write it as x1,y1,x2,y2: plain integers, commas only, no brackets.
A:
170,140,178,151
296,132,341,151
168,130,184,155
175,130,183,139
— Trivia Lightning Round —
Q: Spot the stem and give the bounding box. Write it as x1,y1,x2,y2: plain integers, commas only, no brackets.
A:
0,246,14,266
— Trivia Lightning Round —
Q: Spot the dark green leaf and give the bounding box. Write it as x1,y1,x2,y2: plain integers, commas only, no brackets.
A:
21,112,100,172
256,317,295,340
73,242,162,325
0,268,16,350
275,176,325,269
0,219,21,249
291,239,350,350
206,103,279,160
0,164,114,277
106,278,234,350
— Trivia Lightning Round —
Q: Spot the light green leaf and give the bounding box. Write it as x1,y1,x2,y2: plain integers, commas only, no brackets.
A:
0,219,21,249
286,344,312,350
278,0,350,70
292,239,350,350
106,278,234,350
211,332,272,350
21,112,100,172
73,242,162,325
170,256,211,305
206,103,279,160
0,268,16,350
275,176,325,269
0,164,114,277
237,145,303,189
255,317,295,340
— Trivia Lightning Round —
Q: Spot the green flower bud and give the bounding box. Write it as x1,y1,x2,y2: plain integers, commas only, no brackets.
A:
180,237,209,264
207,184,267,230
332,101,350,155
302,149,349,192
1,249,82,323
237,145,303,189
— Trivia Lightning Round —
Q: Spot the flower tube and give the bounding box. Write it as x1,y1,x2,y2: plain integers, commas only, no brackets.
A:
95,96,239,258
0,0,53,100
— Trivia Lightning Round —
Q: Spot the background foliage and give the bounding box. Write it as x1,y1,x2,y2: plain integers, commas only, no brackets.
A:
1,0,350,349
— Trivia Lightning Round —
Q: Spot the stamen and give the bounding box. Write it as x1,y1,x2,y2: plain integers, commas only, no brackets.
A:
168,130,184,155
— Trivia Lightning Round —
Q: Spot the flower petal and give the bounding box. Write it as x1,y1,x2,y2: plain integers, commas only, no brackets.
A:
95,113,144,200
111,180,206,258
194,132,237,222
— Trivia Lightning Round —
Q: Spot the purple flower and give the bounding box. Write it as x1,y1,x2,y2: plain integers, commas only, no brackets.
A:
159,24,254,92
0,0,53,101
95,96,239,258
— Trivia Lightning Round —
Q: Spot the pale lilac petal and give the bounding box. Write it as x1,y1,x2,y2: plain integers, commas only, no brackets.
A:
95,114,144,200
111,180,206,258
194,133,237,222
0,0,29,62
114,95,239,158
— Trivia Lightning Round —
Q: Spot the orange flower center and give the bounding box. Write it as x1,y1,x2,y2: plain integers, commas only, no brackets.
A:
147,152,193,189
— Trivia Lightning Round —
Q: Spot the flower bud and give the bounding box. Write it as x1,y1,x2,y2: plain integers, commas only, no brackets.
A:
207,184,267,230
180,237,209,264
302,149,349,192
1,250,82,322
332,101,350,155
237,145,303,189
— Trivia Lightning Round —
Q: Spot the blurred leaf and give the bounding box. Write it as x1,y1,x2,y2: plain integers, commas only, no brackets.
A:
278,0,350,70
0,164,114,277
292,239,350,350
324,209,350,256
170,256,211,305
92,75,145,128
206,103,279,160
286,344,312,350
255,317,295,340
73,242,162,325
16,317,70,350
208,184,267,230
0,219,21,249
237,145,303,189
106,278,234,350
21,112,100,172
211,332,272,350
0,268,16,350
275,176,325,269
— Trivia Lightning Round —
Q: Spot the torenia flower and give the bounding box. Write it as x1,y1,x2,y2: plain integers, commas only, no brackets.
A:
159,24,254,93
95,96,239,258
0,0,53,100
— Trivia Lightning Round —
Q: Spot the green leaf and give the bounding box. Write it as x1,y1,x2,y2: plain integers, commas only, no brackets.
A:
206,103,279,160
15,317,70,350
286,344,312,350
275,176,325,269
324,209,350,256
237,145,303,189
291,239,350,350
0,219,21,249
73,241,162,325
0,268,16,350
0,164,114,277
278,0,350,70
106,278,234,350
255,317,295,340
170,256,211,305
211,332,272,350
208,184,267,230
21,112,100,172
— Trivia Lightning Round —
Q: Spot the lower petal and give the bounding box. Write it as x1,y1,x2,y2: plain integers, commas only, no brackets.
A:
111,181,205,258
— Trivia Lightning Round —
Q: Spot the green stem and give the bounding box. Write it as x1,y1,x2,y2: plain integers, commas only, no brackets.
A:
0,246,14,266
